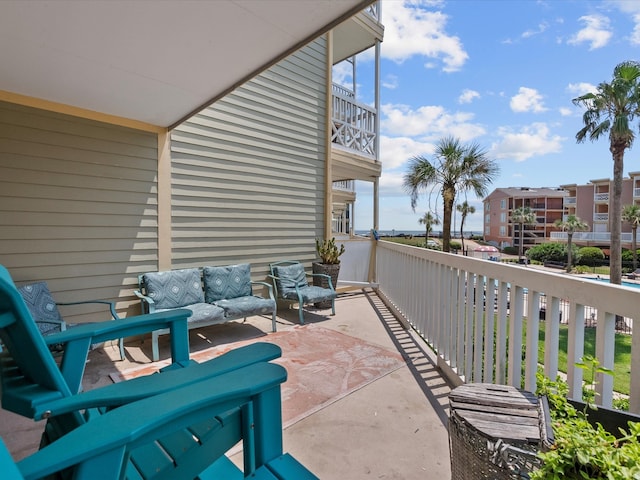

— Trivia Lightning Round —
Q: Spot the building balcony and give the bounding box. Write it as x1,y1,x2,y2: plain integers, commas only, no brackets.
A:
594,212,609,222
595,192,610,202
550,231,633,244
635,187,640,198
1,269,452,478
331,84,381,181
563,196,577,206
4,237,640,477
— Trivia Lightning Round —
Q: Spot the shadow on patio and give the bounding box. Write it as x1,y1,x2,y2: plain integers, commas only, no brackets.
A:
1,289,452,479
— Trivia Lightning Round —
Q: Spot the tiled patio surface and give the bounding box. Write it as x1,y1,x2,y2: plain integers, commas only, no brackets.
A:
0,289,452,479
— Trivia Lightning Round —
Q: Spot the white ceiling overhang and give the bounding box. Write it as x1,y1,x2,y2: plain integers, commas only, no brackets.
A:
0,0,373,129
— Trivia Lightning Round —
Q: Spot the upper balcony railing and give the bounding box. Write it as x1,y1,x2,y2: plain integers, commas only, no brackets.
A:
550,231,633,243
594,212,609,222
365,240,640,413
364,1,380,21
331,84,377,158
595,192,610,202
564,196,577,206
332,180,356,192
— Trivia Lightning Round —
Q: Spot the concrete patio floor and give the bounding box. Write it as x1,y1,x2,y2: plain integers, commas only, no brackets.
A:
1,289,452,479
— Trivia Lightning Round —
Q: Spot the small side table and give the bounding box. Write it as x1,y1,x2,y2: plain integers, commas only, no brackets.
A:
448,383,553,480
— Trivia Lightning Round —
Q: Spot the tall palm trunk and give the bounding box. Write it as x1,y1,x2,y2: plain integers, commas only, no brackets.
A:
518,223,524,260
566,233,574,273
633,226,638,272
610,146,625,285
442,186,455,252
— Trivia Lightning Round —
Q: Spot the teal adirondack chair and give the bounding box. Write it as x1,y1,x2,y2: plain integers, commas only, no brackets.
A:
0,264,317,478
269,261,337,324
0,362,318,479
0,265,272,444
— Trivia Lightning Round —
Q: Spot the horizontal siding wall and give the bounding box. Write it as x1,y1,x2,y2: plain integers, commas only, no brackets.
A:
171,38,328,281
0,101,158,322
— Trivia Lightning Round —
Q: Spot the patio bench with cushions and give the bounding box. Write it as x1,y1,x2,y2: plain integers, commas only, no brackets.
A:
135,263,276,361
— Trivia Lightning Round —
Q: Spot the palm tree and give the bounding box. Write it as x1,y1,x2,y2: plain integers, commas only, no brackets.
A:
418,211,440,246
456,201,475,254
573,60,640,285
622,204,640,272
554,215,589,273
511,207,536,262
403,136,499,252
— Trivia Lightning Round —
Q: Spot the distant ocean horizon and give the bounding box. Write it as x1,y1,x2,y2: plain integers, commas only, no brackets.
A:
355,229,483,237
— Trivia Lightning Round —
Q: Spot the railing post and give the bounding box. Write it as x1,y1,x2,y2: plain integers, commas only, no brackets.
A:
566,303,585,400
483,277,496,383
543,296,561,379
508,286,525,387
595,310,615,408
525,291,541,392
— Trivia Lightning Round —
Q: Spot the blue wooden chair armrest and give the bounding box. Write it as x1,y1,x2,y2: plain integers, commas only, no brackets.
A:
30,342,282,420
16,362,289,480
42,310,193,394
56,299,119,322
133,290,156,313
251,280,275,300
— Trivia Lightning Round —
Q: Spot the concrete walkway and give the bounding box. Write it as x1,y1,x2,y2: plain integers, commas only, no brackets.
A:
1,289,452,479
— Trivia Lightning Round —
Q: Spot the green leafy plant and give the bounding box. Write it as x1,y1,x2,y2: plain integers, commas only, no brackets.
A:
315,237,345,265
532,359,640,479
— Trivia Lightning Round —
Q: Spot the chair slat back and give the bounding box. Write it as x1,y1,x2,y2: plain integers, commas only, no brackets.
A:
0,265,72,406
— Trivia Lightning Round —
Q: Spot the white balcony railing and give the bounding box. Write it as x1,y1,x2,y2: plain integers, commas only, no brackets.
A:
593,213,609,222
331,86,377,158
364,241,640,413
564,197,577,206
332,180,355,192
550,231,633,243
595,192,610,202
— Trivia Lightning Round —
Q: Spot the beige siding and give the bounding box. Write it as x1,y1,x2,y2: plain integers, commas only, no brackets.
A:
170,39,328,280
0,101,158,322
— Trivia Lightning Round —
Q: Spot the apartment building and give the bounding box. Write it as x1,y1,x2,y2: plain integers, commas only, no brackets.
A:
484,172,640,250
0,1,382,324
483,187,566,250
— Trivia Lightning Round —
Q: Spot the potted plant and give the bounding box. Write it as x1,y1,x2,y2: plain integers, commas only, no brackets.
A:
532,358,640,479
312,237,345,308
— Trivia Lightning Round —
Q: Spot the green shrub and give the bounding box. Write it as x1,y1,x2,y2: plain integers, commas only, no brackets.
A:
621,249,640,262
527,243,566,263
502,246,519,255
577,247,605,266
450,241,462,250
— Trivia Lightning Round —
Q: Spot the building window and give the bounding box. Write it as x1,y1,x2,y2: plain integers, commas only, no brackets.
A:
485,213,490,224
484,225,490,235
500,199,507,209
500,226,506,236
500,212,507,223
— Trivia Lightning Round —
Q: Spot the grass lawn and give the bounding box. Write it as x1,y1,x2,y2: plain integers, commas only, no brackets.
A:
384,236,429,247
537,322,631,395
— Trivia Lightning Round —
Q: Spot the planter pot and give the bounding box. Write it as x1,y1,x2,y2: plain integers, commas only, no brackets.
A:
568,400,640,438
312,262,340,309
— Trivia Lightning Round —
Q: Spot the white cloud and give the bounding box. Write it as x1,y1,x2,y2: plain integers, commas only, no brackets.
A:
381,103,486,142
522,22,549,38
458,89,480,104
379,135,435,170
383,74,399,90
567,82,597,95
381,1,469,72
332,62,352,88
568,14,613,50
510,87,547,113
632,14,640,45
559,107,573,116
490,123,565,162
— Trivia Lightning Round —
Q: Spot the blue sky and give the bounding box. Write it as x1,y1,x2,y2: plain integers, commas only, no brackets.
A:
342,0,640,233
